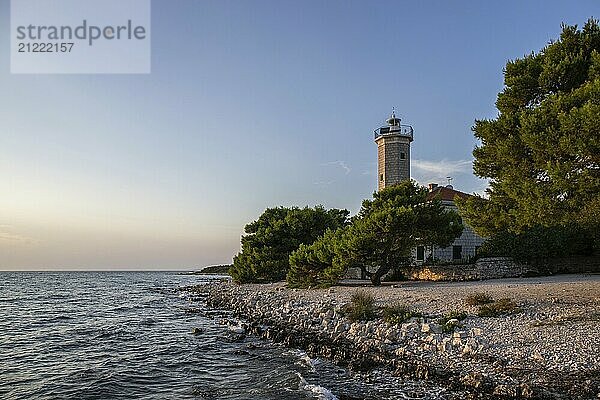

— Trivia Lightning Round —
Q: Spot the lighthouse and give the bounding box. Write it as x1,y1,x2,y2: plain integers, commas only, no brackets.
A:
374,110,414,190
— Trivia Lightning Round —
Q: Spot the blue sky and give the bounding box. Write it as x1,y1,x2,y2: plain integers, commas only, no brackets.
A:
0,0,597,270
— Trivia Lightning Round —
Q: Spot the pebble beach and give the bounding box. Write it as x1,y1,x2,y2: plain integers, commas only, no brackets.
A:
197,274,600,399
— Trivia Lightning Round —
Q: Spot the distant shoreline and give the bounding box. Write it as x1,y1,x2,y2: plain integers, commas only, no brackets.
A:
183,264,232,275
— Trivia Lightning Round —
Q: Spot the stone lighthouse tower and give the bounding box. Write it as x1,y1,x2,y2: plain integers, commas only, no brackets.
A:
374,110,414,190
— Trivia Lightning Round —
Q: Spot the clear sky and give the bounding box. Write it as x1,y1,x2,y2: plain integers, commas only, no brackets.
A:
0,0,596,270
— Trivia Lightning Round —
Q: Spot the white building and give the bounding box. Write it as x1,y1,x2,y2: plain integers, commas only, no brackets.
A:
374,112,485,264
415,183,485,263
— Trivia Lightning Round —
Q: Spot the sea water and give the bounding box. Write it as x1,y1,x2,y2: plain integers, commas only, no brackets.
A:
0,271,455,399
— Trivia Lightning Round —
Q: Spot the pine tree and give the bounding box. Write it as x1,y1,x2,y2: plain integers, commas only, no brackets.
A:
459,19,600,237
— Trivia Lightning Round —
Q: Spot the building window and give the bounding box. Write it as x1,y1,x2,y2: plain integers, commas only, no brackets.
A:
400,152,406,160
380,174,384,182
452,245,462,260
416,246,425,261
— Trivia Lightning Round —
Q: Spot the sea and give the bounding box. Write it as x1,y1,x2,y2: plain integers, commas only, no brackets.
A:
0,271,457,400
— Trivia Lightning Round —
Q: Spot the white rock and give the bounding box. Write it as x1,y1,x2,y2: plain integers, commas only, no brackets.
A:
453,331,467,339
229,326,245,335
426,333,442,345
532,351,545,363
438,338,452,352
471,327,483,336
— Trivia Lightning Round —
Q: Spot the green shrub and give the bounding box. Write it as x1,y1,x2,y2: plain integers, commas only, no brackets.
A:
382,303,421,324
286,228,347,289
478,298,520,317
465,292,494,306
437,311,468,332
477,224,596,265
346,290,376,322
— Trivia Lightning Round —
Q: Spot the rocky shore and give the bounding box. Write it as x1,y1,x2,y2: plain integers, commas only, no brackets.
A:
191,274,600,399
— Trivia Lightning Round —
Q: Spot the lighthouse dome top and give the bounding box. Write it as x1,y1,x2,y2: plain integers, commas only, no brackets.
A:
374,109,414,142
386,110,401,127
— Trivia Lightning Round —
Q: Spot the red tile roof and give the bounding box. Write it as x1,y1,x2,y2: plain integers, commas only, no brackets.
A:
426,186,472,202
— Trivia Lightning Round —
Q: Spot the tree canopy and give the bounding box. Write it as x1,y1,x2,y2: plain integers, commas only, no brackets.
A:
287,181,464,287
229,206,349,283
458,19,600,237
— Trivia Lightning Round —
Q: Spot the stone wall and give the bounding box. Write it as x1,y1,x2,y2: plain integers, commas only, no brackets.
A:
403,257,531,281
345,256,600,282
404,264,479,281
403,256,600,281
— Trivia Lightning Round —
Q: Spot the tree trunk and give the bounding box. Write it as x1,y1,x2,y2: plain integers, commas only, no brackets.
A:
360,265,389,286
359,265,373,281
370,273,382,286
370,265,390,286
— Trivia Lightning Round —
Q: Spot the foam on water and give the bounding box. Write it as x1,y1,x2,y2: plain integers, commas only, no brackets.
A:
297,373,339,400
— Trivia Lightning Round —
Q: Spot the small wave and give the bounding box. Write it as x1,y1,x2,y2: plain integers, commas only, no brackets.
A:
93,326,135,340
297,373,338,400
27,315,76,327
147,287,172,295
53,315,75,321
139,317,157,326
0,298,17,303
45,294,71,300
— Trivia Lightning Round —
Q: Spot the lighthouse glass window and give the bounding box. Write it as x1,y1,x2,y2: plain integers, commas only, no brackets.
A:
400,152,406,160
